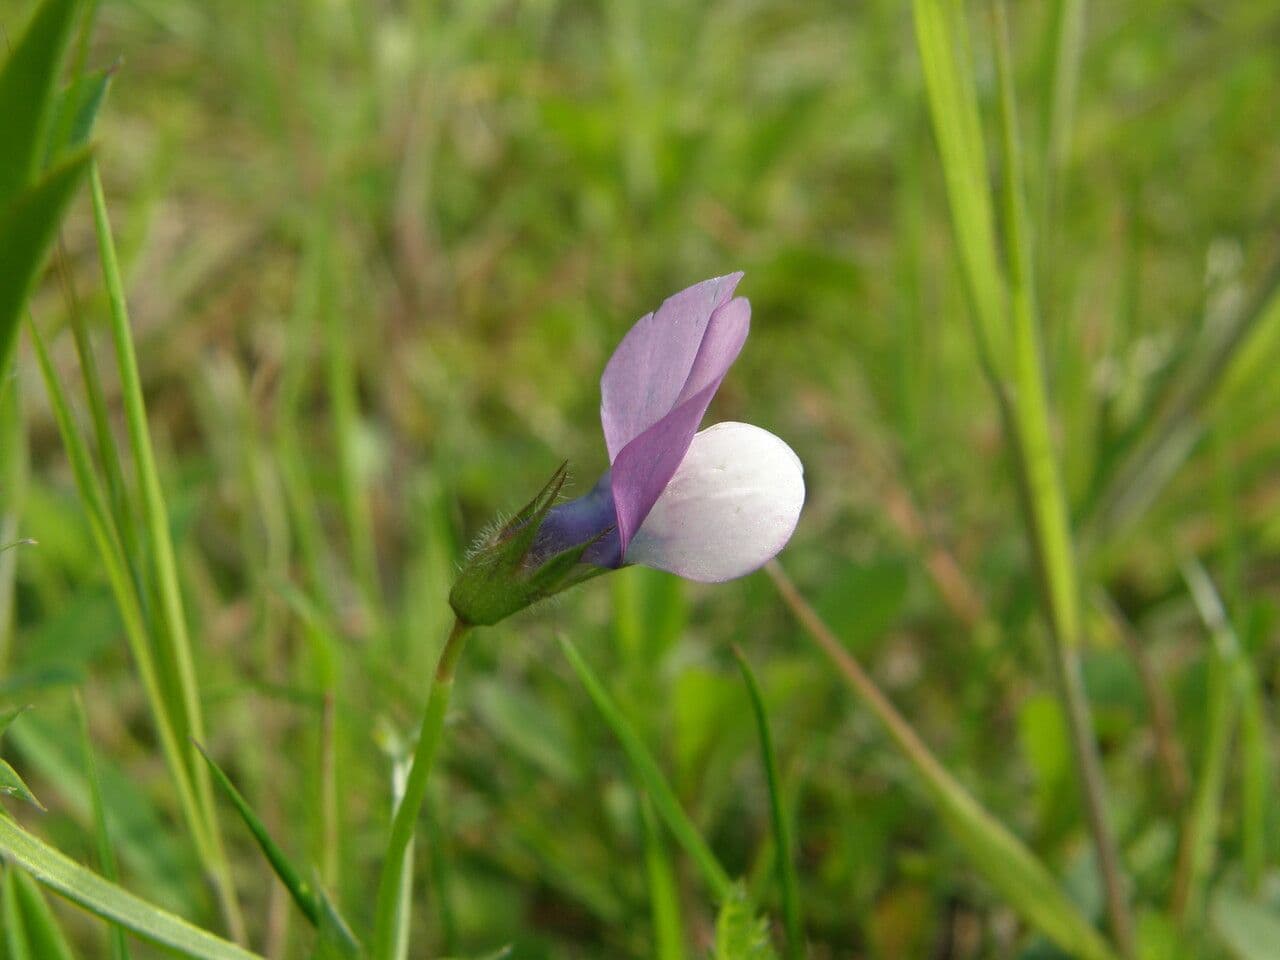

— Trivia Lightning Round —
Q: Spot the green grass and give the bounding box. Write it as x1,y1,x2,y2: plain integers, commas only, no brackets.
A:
1,0,1279,957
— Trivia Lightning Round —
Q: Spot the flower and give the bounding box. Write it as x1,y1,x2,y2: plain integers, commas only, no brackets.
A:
542,272,804,576
450,272,804,625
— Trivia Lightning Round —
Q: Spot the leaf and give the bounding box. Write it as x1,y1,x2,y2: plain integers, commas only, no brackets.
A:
76,692,132,960
732,648,801,960
0,705,30,740
0,815,262,960
8,710,200,916
1211,891,1280,960
0,0,80,209
313,888,364,960
195,742,360,957
3,867,78,960
0,148,92,375
559,635,732,903
45,66,113,163
712,885,778,960
0,757,45,810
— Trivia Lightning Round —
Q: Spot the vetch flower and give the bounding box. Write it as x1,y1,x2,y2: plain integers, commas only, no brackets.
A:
450,272,804,625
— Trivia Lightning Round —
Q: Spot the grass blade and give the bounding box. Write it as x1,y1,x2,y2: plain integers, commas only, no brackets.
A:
194,741,320,924
987,4,1133,950
0,817,262,960
0,148,91,374
0,0,79,208
3,867,78,960
731,648,801,960
74,692,131,960
1173,562,1241,926
640,796,685,960
1237,663,1268,891
767,562,1118,960
0,378,28,669
27,315,214,903
911,0,1007,374
45,65,113,163
194,741,362,957
559,635,733,903
1083,266,1280,544
88,163,243,939
913,0,1133,948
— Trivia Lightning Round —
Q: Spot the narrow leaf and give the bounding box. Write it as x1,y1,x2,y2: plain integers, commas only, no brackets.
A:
640,796,684,960
0,816,262,960
0,758,45,810
75,692,132,960
558,635,732,902
0,148,92,374
0,706,31,740
195,740,360,958
732,648,801,960
5,868,78,960
45,66,114,166
0,0,80,208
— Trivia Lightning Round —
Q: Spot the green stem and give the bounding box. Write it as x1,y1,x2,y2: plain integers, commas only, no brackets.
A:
987,4,1133,954
89,163,244,941
28,314,213,881
369,619,471,960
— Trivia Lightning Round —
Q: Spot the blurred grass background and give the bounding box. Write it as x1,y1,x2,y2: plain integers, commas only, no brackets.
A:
4,0,1280,956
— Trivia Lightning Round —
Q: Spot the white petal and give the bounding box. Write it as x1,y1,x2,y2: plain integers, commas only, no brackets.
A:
626,422,804,583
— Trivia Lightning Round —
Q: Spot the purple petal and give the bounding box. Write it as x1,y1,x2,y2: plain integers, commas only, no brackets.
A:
609,297,751,555
600,272,744,460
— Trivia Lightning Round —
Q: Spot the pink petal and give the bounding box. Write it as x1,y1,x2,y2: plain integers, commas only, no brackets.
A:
600,272,743,460
608,297,750,555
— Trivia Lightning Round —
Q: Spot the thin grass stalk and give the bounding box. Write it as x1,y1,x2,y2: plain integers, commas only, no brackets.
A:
987,4,1133,954
369,619,471,960
732,647,802,960
27,315,213,874
640,795,685,960
74,691,132,960
88,164,243,939
0,379,27,669
53,246,142,576
1173,563,1242,925
1036,0,1085,294
911,0,1007,377
277,217,344,888
560,635,734,903
766,561,1118,960
319,231,382,630
1082,265,1280,545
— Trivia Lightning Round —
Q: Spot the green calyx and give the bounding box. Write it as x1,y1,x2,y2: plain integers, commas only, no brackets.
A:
449,463,608,626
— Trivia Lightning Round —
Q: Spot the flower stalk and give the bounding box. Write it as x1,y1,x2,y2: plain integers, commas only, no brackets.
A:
370,618,471,960
767,561,1119,960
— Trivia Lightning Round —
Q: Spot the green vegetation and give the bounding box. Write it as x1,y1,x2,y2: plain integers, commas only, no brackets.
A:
1,0,1278,957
